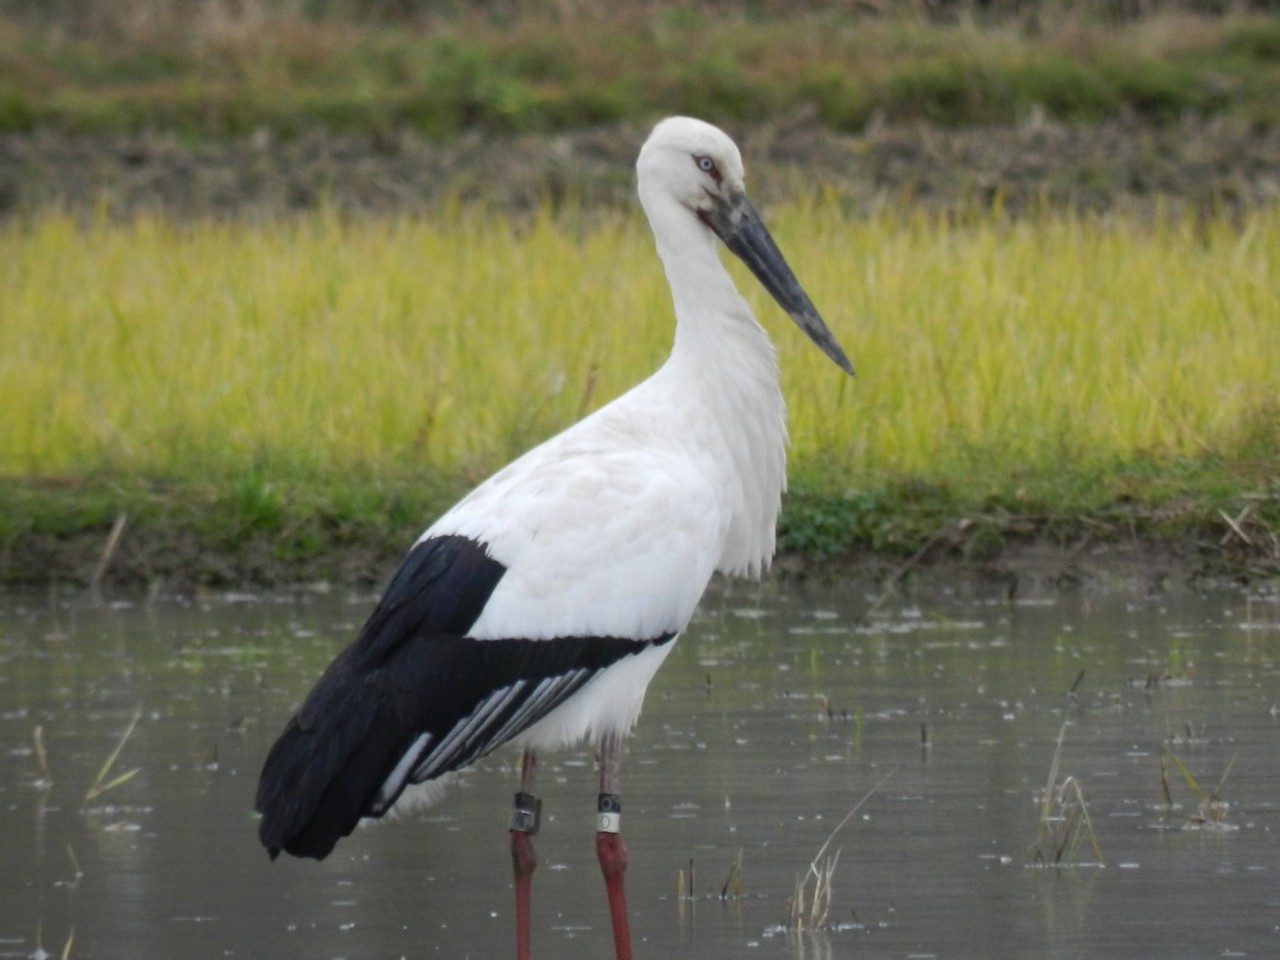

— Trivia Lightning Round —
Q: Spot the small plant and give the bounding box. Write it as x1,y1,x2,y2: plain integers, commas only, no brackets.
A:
1032,722,1103,867
83,707,143,809
1160,744,1235,827
33,724,53,790
675,858,694,902
789,848,840,930
719,849,744,901
676,848,745,904
34,920,75,960
785,770,894,931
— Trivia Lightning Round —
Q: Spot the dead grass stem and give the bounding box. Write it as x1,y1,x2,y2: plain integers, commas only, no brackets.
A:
786,769,895,930
1033,721,1103,868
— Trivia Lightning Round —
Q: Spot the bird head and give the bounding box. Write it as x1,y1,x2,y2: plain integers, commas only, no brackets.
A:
637,116,748,213
637,116,853,375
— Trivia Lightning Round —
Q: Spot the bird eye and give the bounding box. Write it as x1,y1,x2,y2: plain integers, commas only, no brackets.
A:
695,156,716,174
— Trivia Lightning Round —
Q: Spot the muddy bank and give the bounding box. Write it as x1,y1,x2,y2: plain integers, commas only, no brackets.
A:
3,114,1278,218
8,511,1268,599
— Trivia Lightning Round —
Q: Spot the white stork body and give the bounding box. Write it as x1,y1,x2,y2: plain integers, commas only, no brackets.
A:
425,306,787,753
256,116,852,960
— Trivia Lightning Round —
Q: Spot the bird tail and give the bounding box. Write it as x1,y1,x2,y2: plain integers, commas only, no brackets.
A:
255,649,407,860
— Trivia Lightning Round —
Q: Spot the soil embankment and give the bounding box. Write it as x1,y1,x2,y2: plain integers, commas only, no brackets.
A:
3,114,1278,219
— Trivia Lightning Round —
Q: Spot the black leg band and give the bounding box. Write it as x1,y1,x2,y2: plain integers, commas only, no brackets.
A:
510,791,542,834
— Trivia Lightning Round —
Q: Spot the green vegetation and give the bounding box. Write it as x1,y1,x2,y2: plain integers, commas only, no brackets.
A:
1,1,1279,137
3,1,1277,584
1160,742,1234,827
2,200,1277,584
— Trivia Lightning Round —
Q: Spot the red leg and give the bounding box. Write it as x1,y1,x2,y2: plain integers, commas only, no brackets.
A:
510,749,540,960
512,831,536,960
596,831,632,960
596,734,632,960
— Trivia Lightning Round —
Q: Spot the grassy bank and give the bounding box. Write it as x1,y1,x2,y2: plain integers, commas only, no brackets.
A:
1,2,1279,138
2,201,1278,586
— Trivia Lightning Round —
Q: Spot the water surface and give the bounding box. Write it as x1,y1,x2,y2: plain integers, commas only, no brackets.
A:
1,578,1277,959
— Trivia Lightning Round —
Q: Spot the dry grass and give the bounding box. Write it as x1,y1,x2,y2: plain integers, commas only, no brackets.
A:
1032,721,1103,867
785,770,894,930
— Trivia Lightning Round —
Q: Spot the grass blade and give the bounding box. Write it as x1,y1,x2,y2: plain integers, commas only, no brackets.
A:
83,706,142,807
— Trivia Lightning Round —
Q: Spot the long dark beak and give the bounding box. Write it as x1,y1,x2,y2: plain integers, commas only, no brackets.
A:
701,189,853,375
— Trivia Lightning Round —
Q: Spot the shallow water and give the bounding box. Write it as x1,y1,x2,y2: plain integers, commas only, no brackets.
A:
1,578,1277,960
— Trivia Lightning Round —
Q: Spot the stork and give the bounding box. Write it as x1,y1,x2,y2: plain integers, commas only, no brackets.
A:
255,116,853,960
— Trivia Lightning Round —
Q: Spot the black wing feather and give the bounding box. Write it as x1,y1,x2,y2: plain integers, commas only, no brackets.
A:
255,534,667,861
256,535,503,859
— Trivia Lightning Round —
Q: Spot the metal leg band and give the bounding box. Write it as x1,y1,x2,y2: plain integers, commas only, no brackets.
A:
597,793,622,834
510,791,542,834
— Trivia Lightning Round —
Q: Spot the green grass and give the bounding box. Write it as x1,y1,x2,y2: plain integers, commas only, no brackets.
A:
1,3,1279,137
2,199,1277,583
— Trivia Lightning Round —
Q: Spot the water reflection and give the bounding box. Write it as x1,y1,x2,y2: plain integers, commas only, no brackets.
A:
0,579,1277,959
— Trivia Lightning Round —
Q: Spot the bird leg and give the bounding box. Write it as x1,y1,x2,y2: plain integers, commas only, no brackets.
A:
510,748,541,960
596,733,632,960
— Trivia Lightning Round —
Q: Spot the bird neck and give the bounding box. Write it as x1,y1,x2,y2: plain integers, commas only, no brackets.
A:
649,206,788,580
650,209,770,369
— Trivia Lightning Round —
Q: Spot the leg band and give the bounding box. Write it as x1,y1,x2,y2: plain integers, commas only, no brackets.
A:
597,792,622,834
510,791,542,834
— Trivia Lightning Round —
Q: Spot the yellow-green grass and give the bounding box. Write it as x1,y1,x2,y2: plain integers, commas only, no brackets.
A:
2,200,1278,577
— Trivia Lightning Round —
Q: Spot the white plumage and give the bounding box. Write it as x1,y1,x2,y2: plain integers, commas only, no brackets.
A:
256,115,851,960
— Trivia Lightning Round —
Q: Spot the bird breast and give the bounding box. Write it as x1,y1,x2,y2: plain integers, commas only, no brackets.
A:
425,359,786,642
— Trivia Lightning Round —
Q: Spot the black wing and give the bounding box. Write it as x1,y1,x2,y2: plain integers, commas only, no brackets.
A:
255,534,665,861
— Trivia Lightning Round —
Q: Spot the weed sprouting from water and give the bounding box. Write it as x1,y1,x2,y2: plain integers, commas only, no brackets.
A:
33,921,75,960
1032,722,1103,868
677,848,744,904
790,850,839,930
676,858,695,902
65,844,84,890
33,725,53,790
785,770,895,931
82,707,143,809
1160,743,1235,828
720,849,744,900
